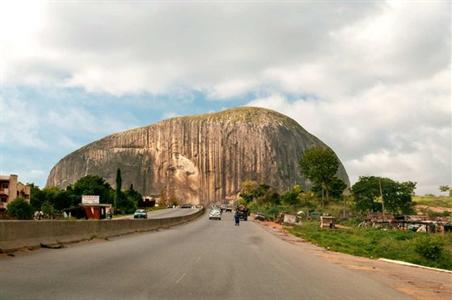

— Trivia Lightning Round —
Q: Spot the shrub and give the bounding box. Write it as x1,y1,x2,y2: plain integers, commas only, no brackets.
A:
414,237,444,260
7,197,33,220
117,197,137,214
41,201,55,218
281,191,299,206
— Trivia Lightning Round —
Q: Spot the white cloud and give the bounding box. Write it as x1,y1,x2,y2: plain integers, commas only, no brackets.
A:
208,79,258,99
162,111,180,119
0,1,381,95
246,68,451,195
0,1,450,194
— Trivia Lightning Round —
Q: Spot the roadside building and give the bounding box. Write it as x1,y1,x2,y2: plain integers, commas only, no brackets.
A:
0,174,31,211
80,195,112,219
139,195,156,208
80,203,112,219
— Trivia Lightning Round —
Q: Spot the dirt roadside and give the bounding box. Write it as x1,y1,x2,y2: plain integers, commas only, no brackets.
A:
255,220,452,300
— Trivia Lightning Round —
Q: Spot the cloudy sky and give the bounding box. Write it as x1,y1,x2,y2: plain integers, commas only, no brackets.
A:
0,1,450,194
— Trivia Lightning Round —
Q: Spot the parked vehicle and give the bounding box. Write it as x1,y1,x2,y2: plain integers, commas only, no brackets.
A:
209,208,222,220
133,209,147,219
219,204,233,213
180,204,192,209
254,212,267,221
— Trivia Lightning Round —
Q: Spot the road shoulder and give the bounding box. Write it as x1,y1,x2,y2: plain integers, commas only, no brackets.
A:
253,220,452,300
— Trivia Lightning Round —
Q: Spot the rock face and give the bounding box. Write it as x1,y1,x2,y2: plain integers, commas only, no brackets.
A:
46,107,349,205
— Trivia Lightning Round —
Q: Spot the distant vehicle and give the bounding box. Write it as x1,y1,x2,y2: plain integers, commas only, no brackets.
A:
209,208,221,220
133,209,147,219
226,205,233,212
254,212,267,221
180,204,192,209
237,205,249,221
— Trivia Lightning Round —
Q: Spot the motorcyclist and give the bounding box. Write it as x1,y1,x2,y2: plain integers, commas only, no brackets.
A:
234,210,240,226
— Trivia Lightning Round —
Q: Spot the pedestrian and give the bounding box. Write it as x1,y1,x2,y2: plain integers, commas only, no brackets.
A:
234,211,240,226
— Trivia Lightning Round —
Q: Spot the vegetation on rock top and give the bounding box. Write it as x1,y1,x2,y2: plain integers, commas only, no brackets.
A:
170,107,302,128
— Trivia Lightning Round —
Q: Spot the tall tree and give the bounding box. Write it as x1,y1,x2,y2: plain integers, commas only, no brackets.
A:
125,184,142,208
115,168,122,211
299,147,340,207
30,184,46,211
71,175,113,204
352,176,415,214
439,185,450,193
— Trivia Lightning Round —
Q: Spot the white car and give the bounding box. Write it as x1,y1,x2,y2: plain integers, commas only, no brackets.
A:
209,208,221,220
133,209,147,219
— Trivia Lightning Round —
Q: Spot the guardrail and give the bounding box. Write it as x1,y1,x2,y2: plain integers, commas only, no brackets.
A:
0,208,204,253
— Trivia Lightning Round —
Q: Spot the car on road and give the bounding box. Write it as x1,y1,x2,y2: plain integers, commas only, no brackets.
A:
209,208,221,220
180,204,192,209
133,209,147,219
254,212,267,221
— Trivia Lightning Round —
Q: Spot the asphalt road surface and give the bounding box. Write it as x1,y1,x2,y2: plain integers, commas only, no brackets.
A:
0,212,412,300
145,207,201,219
116,207,200,220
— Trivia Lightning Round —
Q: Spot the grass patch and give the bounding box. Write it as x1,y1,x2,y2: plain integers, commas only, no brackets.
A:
287,221,452,270
413,196,452,208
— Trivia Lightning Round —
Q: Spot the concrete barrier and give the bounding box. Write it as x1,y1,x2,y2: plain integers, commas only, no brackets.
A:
0,208,204,253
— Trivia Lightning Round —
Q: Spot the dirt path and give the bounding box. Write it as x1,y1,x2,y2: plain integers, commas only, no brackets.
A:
256,220,452,300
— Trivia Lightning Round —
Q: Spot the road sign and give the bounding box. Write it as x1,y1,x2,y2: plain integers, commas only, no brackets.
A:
82,195,100,204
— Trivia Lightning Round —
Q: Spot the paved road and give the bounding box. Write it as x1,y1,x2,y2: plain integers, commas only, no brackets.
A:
115,207,199,220
146,207,201,219
0,212,412,300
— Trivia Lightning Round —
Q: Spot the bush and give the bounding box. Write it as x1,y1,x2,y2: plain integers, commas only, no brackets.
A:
41,201,55,218
414,237,444,260
117,197,137,214
7,197,33,220
281,191,299,206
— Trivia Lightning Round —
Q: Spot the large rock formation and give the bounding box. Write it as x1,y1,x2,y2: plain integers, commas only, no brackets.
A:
46,107,349,205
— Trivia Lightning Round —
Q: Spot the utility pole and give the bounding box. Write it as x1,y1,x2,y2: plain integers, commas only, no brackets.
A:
379,178,385,221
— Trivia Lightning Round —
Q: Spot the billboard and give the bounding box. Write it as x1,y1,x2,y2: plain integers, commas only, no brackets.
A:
82,195,100,205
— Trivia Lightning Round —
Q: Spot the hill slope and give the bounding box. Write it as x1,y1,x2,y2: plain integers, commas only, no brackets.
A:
47,107,349,204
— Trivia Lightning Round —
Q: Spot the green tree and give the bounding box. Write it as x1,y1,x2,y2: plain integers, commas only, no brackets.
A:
352,176,415,214
122,184,141,212
311,177,346,201
7,197,33,220
329,177,347,199
117,198,136,214
439,185,450,194
56,190,73,210
239,181,271,204
115,168,122,211
125,184,142,205
71,175,113,204
41,201,55,218
281,190,299,206
30,184,46,211
299,147,340,207
258,187,280,205
239,180,260,203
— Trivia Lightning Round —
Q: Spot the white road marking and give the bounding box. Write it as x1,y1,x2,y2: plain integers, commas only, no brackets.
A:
176,272,186,284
